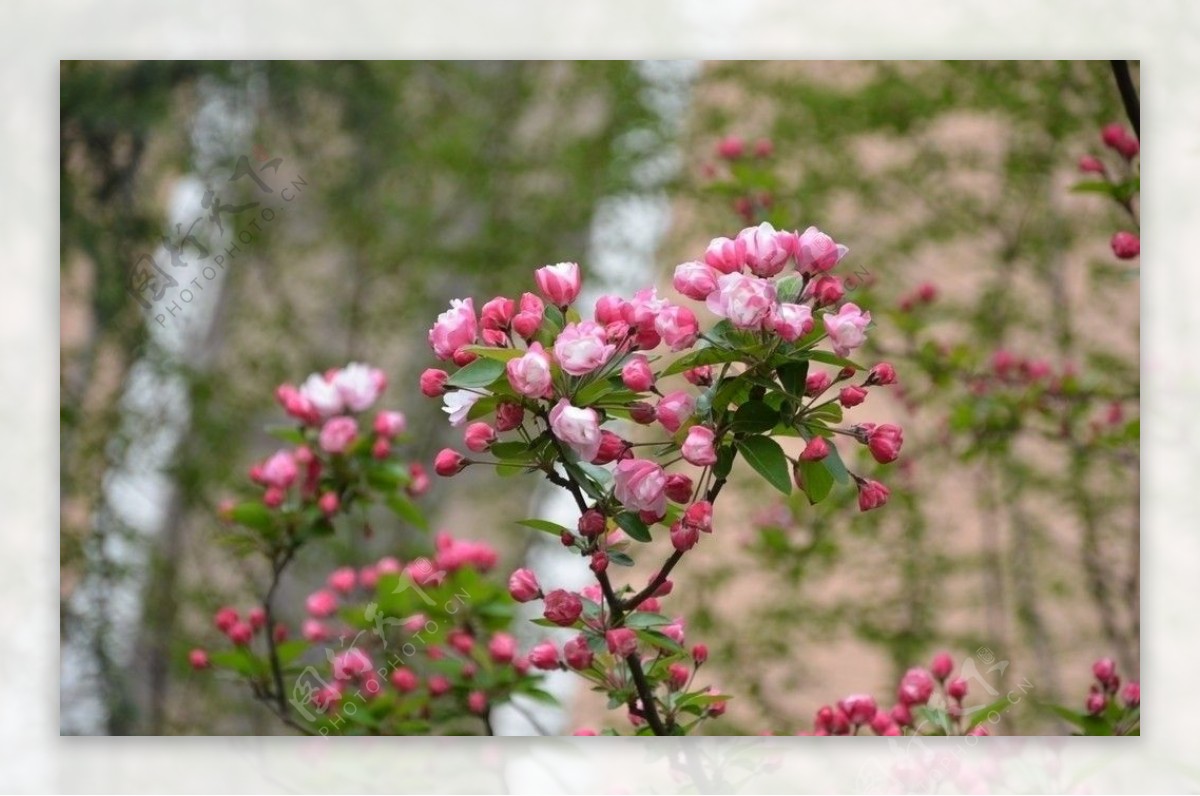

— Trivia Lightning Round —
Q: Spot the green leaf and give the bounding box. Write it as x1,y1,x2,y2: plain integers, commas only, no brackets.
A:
490,441,537,462
776,361,809,398
804,350,865,370
461,345,525,362
737,436,792,495
965,697,1014,730
614,511,651,542
608,551,635,567
775,274,804,303
445,358,505,389
265,425,307,444
662,347,747,377
623,612,672,629
713,444,736,480
516,518,570,536
797,458,834,504
732,401,780,434
635,629,684,654
913,705,952,736
230,502,274,533
386,493,429,530
823,442,850,484
274,639,309,667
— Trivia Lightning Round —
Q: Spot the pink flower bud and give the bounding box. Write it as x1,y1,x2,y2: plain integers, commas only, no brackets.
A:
795,226,849,275
822,302,871,357
543,589,584,626
564,635,594,670
390,667,417,692
704,236,746,274
768,302,814,342
373,410,407,438
577,509,607,537
838,694,878,726
867,362,897,386
753,138,773,158
681,425,718,466
325,566,355,595
434,448,468,477
591,431,630,466
1093,657,1117,684
463,422,496,453
506,342,554,398
301,619,328,642
319,416,358,454
808,275,845,307
1101,123,1139,160
897,667,935,706
1086,691,1107,715
800,436,830,461
507,568,541,602
589,551,608,573
371,438,391,459
1122,681,1140,708
857,479,890,512
683,365,713,386
228,621,253,646
870,708,895,735
673,261,721,304
639,597,661,613
707,691,728,718
494,401,525,432
555,321,617,376
428,298,478,361
406,463,430,497
716,135,745,160
318,491,340,517
572,728,598,736
606,628,638,658
867,423,903,464
692,644,709,665
706,272,777,329
667,663,690,691
670,520,700,552
684,500,713,533
428,674,451,697
890,702,912,727
549,399,602,462
663,619,685,644
1078,154,1106,174
930,651,954,681
214,607,239,633
480,295,516,330
664,473,694,504
466,690,488,715
614,458,668,516
655,305,701,351
839,386,868,407
487,632,516,664
1111,231,1139,259
260,450,298,490
244,606,265,631
306,589,338,618
621,355,654,392
529,640,560,670
535,262,582,307
656,391,695,433
738,222,792,277
593,294,627,325
189,649,210,670
805,371,832,396
947,677,968,701
262,486,285,508
628,401,657,425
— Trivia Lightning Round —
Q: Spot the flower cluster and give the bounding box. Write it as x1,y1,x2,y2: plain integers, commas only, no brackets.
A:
1077,122,1140,262
422,227,899,733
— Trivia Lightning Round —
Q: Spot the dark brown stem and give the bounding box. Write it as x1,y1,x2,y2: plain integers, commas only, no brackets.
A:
263,542,298,716
1109,61,1140,138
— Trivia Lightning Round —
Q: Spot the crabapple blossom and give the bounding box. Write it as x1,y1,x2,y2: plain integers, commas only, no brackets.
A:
655,305,701,351
434,448,467,476
319,416,358,454
794,226,848,275
506,342,554,397
673,261,721,301
554,321,616,376
549,399,602,462
428,298,477,361
822,303,871,357
333,363,385,411
535,262,582,307
704,235,746,274
614,459,668,516
442,389,484,427
681,425,718,466
656,390,695,434
420,368,448,397
507,568,541,603
463,421,495,453
706,272,777,329
621,355,654,392
543,589,584,626
738,222,793,277
768,302,813,342
606,628,638,658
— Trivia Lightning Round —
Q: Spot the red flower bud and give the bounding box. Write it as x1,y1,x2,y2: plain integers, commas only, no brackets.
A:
664,473,694,504
692,644,709,665
628,401,657,425
606,628,638,658
867,362,897,386
495,401,525,432
1111,231,1139,259
857,479,890,512
670,520,700,552
578,509,606,537
542,589,583,626
463,422,496,453
420,368,449,397
947,676,968,701
930,651,954,681
434,448,468,476
839,386,868,407
188,649,210,670
507,568,541,602
800,436,830,461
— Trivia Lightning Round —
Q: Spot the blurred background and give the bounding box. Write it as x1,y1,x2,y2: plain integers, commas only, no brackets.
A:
60,60,1138,735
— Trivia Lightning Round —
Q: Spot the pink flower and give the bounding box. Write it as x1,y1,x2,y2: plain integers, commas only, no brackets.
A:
260,450,298,489
301,619,328,642
655,305,700,351
623,287,670,332
594,294,628,325
1111,231,1139,259
1093,657,1117,683
794,226,848,274
420,368,448,397
507,568,541,602
428,675,451,696
434,448,467,476
495,401,525,432
1086,691,1107,715
327,566,357,594
319,416,359,454
554,321,616,376
606,628,638,658
930,651,954,681
808,275,845,306
506,342,554,398
299,372,344,419
480,296,516,331
866,423,903,463
1122,681,1140,708
428,298,478,361
407,462,430,496
227,622,253,646
656,391,695,433
188,649,209,670
839,386,867,407
389,668,417,693
529,640,560,670
706,272,777,329
333,362,385,412
673,261,721,301
564,635,594,670
805,371,832,396
681,425,718,466
535,262,582,307
664,473,693,504
799,436,829,461
512,292,545,340
1078,154,1106,174
591,431,630,465
1101,123,1139,160
684,500,713,533
662,619,685,644
822,302,871,357
867,362,897,386
467,690,488,715
692,644,709,665
670,520,699,551
373,410,407,437
737,222,792,277
768,302,813,342
716,135,745,160
947,677,968,701
614,458,668,516
621,355,654,392
488,632,516,664
704,236,746,274
838,694,877,726
549,399,602,461
683,365,713,386
464,422,496,453
667,663,690,691
332,648,372,681
275,384,319,425
306,589,338,618
857,479,889,512
897,667,935,706
543,589,583,626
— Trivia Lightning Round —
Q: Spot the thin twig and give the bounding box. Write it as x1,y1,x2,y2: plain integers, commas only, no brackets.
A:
1109,61,1140,138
